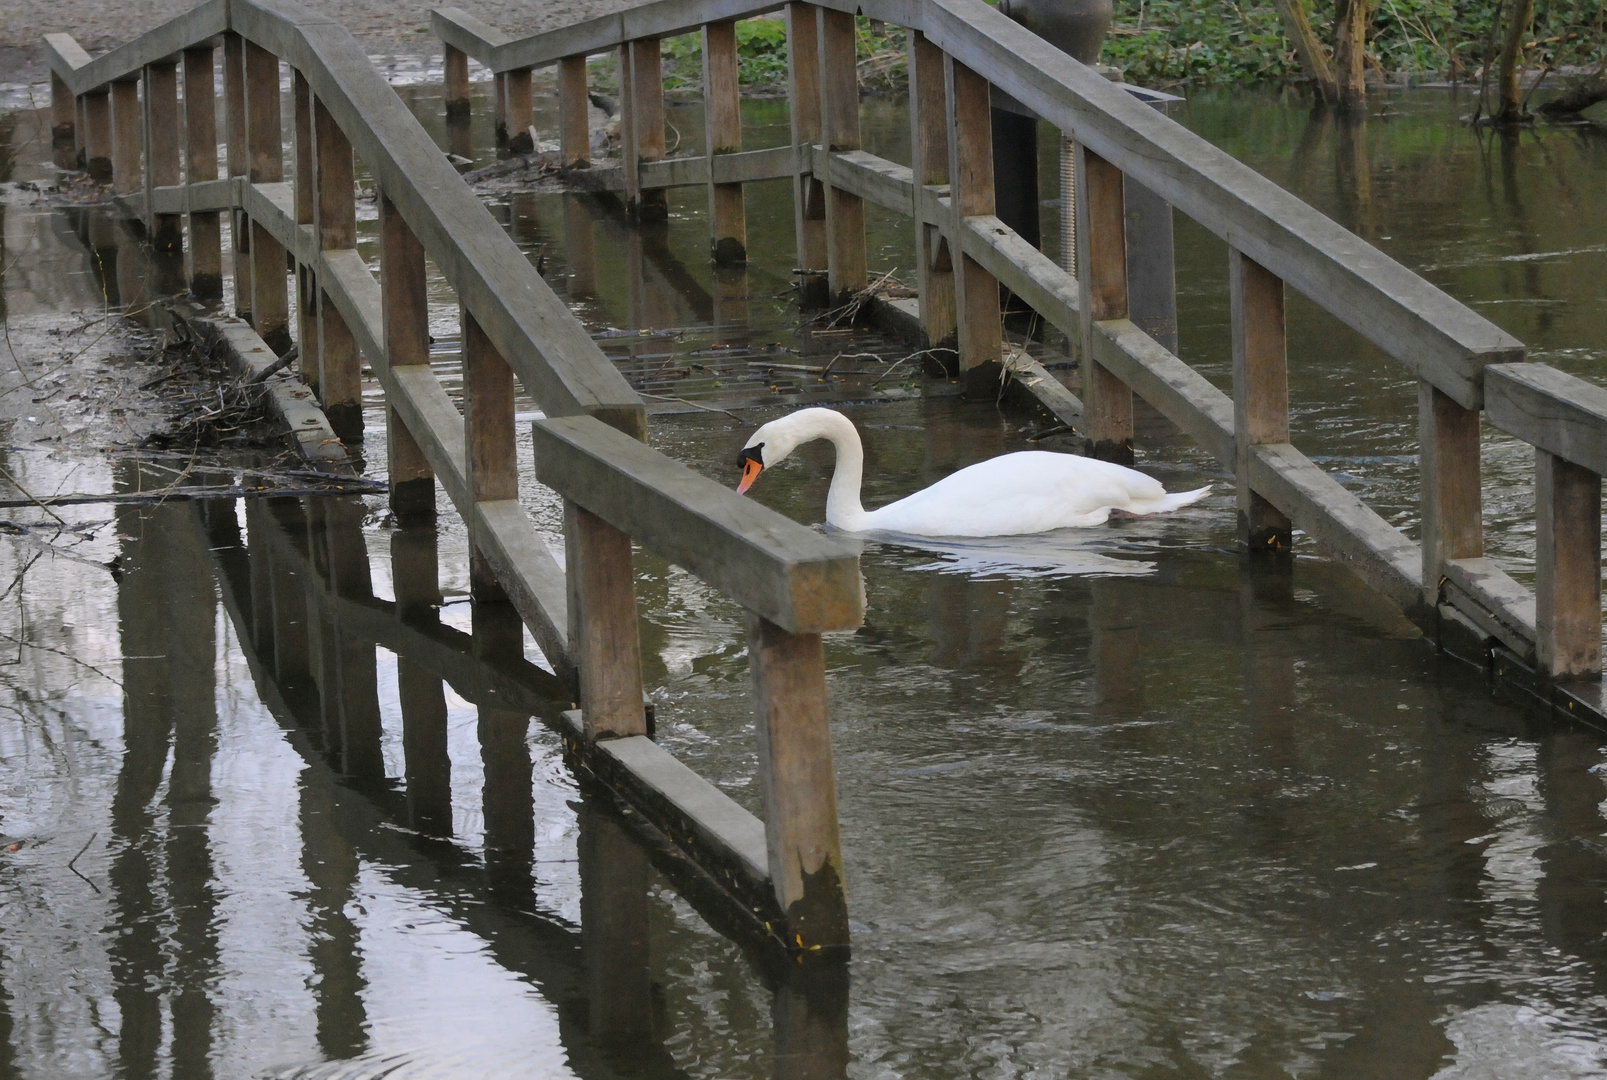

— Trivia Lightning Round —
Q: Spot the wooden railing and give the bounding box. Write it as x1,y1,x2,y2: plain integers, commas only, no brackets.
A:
46,0,863,954
433,0,1605,705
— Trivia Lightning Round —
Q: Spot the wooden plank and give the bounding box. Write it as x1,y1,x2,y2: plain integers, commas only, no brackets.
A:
44,0,229,96
963,212,1077,338
818,6,864,300
532,415,864,634
83,88,112,183
143,62,183,249
787,2,828,305
911,31,954,351
381,193,435,518
556,145,793,193
430,6,511,67
1486,362,1607,477
1536,452,1602,678
945,55,999,396
462,309,519,599
1418,381,1483,595
444,44,471,117
749,614,848,952
1090,319,1235,467
626,38,667,220
490,0,786,70
314,94,361,441
292,70,319,396
703,19,746,264
182,46,223,299
110,79,141,197
1442,556,1538,659
504,67,534,153
1076,144,1133,464
224,31,251,321
245,41,290,353
1125,176,1178,354
1230,249,1291,550
565,500,647,739
558,55,589,167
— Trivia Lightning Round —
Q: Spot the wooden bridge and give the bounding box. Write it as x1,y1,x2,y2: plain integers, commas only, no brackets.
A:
42,0,1607,958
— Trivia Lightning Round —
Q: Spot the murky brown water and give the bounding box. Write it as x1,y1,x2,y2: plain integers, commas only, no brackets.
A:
1,73,1606,1078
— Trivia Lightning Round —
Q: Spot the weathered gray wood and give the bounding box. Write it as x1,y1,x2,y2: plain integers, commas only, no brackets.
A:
558,55,589,167
110,79,141,197
703,19,746,264
566,500,647,738
533,415,864,634
1076,144,1133,464
787,2,828,305
51,71,76,149
462,308,519,598
245,41,291,353
291,70,319,396
182,46,223,299
818,6,864,300
490,0,786,71
504,67,534,153
431,6,512,67
142,63,183,248
1486,363,1607,476
911,32,954,351
1418,381,1483,596
443,43,471,117
224,31,251,320
1442,556,1538,660
1125,176,1177,354
381,193,435,518
1536,451,1602,678
44,0,228,98
945,54,1000,397
1090,318,1234,467
627,38,666,220
749,614,848,952
1230,250,1292,551
314,94,361,440
557,144,794,193
84,88,113,182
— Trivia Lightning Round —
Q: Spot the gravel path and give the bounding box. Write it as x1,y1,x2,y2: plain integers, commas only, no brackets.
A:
1,0,644,86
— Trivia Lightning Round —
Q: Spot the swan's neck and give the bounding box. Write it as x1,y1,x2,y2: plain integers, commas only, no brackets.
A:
811,413,869,531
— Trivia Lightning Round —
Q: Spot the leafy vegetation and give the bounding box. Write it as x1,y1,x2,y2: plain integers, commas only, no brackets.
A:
659,16,909,91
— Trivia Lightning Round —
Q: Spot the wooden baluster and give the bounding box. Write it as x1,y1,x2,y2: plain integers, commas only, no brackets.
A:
1125,180,1178,355
910,32,955,362
1418,383,1482,598
83,88,112,183
75,93,88,170
224,33,251,322
944,55,1000,398
380,194,435,519
462,309,518,601
703,19,746,264
817,7,864,301
143,61,182,250
444,44,471,118
315,96,362,442
292,71,320,397
182,46,223,299
245,43,290,353
749,615,849,952
110,78,141,197
565,500,646,738
621,39,667,221
786,2,828,307
1076,145,1134,464
559,55,590,168
50,72,75,151
1230,250,1292,551
1536,452,1601,679
505,67,534,154
494,72,508,146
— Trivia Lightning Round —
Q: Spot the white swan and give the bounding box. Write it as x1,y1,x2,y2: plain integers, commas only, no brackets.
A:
736,407,1211,537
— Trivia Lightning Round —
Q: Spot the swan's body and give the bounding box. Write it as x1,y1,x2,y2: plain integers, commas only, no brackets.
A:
736,407,1210,536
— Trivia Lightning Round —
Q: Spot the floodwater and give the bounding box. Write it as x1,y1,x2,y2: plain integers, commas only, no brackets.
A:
1,71,1606,1079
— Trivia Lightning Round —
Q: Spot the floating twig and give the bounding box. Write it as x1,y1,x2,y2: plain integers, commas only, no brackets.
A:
68,832,100,894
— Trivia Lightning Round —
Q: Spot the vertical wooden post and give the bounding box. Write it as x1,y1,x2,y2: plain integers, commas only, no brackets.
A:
315,96,362,442
110,78,141,197
142,62,183,250
1125,179,1178,354
245,43,291,354
75,93,88,168
444,44,471,117
292,71,320,397
1418,382,1483,596
1076,145,1135,464
182,46,222,299
703,19,746,264
565,500,646,738
620,39,667,220
224,33,251,322
494,72,508,144
462,309,518,600
1230,250,1293,551
558,55,590,167
505,67,534,154
910,32,955,359
381,194,436,519
749,615,848,953
786,3,828,307
817,8,864,301
84,88,113,183
50,72,75,149
944,56,1001,398
393,523,452,834
1536,452,1601,679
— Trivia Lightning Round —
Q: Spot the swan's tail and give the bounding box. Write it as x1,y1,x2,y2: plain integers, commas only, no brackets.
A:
1135,484,1214,515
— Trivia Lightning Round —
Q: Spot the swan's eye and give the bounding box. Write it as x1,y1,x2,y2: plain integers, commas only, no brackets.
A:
736,445,764,494
736,444,764,470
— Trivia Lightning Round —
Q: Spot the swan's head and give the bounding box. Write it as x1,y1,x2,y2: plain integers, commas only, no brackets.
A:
736,407,842,494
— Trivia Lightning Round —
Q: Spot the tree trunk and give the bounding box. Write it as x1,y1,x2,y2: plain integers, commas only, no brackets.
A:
1332,0,1371,105
1537,72,1607,115
1273,0,1339,104
1497,0,1537,120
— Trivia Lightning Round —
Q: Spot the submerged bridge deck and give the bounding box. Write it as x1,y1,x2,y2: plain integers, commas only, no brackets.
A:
39,0,1607,958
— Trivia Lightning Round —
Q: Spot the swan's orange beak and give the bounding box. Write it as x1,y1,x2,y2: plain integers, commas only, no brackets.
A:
737,456,763,494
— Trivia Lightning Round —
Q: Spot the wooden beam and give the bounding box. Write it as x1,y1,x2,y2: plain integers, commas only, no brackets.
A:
314,95,361,442
1418,381,1483,598
505,66,534,154
1230,249,1292,552
245,42,290,353
565,500,647,739
1485,362,1607,477
50,71,76,149
703,19,746,264
224,32,251,321
462,308,519,599
83,89,112,183
818,6,864,301
292,70,319,396
787,2,828,306
182,46,222,299
558,55,589,167
944,54,999,398
110,79,141,197
1076,144,1133,464
143,62,183,250
911,32,954,355
444,43,471,117
1536,451,1601,679
625,38,667,220
381,194,436,519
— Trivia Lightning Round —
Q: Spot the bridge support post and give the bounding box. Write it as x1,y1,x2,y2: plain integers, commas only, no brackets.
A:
1536,452,1601,679
224,33,252,323
143,61,182,251
749,615,849,954
83,88,112,183
505,67,534,154
381,194,437,520
50,72,75,152
559,55,590,167
910,32,955,361
786,3,828,307
110,78,141,198
1418,383,1482,598
704,19,747,264
945,55,1002,399
245,42,291,354
292,72,321,398
818,8,865,303
1076,145,1135,464
182,46,222,299
621,39,668,221
444,44,471,118
462,309,518,602
1230,250,1292,552
394,522,452,833
566,500,647,738
315,96,362,442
